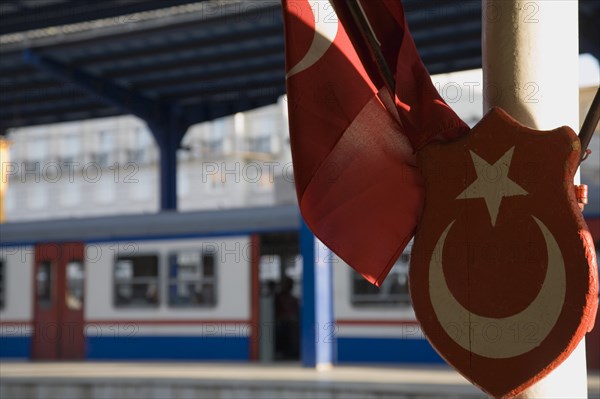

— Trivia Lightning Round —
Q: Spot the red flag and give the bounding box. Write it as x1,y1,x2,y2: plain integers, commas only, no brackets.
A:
282,0,468,285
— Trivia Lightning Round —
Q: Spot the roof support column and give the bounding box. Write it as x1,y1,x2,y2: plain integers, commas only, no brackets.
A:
150,115,188,211
23,49,191,212
155,130,179,211
483,1,585,397
300,219,335,369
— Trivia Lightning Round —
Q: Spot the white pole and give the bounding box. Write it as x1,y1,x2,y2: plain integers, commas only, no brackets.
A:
482,0,587,398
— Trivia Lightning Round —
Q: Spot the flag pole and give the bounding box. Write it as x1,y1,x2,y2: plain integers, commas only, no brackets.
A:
344,0,396,93
483,1,588,397
579,87,600,164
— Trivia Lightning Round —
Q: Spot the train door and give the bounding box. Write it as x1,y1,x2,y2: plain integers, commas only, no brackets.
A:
32,242,85,360
258,233,300,361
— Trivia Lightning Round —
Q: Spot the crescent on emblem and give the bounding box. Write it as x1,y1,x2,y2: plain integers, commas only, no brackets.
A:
286,1,339,79
429,216,566,359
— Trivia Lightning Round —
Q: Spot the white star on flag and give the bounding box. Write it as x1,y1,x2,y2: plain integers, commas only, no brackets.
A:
457,147,528,226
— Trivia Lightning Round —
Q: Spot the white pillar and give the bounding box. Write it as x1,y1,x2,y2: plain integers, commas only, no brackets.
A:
483,0,579,130
482,1,587,398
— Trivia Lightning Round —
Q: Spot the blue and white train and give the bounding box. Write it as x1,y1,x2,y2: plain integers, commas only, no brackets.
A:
0,205,439,364
1,205,597,368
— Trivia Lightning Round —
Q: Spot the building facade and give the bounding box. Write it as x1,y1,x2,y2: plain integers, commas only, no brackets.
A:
4,97,296,221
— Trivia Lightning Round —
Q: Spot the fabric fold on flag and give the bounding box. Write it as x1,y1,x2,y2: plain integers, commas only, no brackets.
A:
330,0,469,150
282,0,468,286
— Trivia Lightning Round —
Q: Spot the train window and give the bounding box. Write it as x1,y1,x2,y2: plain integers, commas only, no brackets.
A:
66,261,84,310
351,259,411,307
36,261,53,308
168,251,217,307
0,259,5,309
114,255,159,307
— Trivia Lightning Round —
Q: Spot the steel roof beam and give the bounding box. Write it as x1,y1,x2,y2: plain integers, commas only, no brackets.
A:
0,0,204,35
102,39,284,80
0,85,83,106
23,49,167,125
132,61,284,92
69,22,283,68
1,108,120,131
2,60,285,107
1,53,281,104
22,48,192,211
1,99,109,122
0,75,60,92
26,4,281,53
0,95,97,116
158,73,285,100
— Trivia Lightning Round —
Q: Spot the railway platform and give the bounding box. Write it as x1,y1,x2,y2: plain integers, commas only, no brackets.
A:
1,361,599,399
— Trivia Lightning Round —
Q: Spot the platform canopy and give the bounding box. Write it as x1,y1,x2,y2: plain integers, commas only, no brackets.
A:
0,0,204,35
1,0,598,134
1,0,598,211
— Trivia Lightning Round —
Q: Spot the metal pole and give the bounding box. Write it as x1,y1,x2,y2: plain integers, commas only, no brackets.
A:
483,1,587,397
300,219,334,369
579,87,600,164
345,0,396,93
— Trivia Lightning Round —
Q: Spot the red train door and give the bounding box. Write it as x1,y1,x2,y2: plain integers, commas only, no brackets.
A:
32,243,85,360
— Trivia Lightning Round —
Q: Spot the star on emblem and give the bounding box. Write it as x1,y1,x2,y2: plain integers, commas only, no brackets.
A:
456,147,528,226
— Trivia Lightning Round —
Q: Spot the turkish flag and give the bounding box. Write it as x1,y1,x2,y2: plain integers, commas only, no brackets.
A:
282,0,468,285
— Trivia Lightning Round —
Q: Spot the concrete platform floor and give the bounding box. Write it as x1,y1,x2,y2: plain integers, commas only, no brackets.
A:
1,362,599,399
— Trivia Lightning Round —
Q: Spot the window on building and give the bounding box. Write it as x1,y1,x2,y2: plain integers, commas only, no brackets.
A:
199,118,226,156
93,130,114,168
60,134,80,164
244,110,276,154
130,169,152,201
255,171,274,192
351,252,411,306
205,169,226,193
0,259,5,309
96,176,116,204
60,180,80,207
129,126,152,164
28,137,47,162
245,135,271,154
114,255,159,307
168,251,216,307
8,143,19,170
22,138,47,184
28,183,47,210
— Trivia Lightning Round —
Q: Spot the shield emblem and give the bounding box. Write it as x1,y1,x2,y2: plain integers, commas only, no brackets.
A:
410,107,598,398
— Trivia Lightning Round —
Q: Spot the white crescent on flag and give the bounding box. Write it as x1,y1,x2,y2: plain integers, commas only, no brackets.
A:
286,1,339,79
429,216,566,359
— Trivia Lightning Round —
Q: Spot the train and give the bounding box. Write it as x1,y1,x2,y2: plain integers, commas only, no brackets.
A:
1,205,598,368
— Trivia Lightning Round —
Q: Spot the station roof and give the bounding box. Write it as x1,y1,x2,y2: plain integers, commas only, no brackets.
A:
0,0,204,35
1,0,598,134
0,204,300,244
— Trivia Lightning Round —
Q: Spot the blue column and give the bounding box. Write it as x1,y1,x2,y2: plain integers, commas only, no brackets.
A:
300,219,335,368
151,121,187,212
158,133,178,211
24,49,187,212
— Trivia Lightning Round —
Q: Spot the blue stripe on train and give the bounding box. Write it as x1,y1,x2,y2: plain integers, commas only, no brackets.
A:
86,336,250,360
337,337,445,364
0,337,31,358
1,335,443,363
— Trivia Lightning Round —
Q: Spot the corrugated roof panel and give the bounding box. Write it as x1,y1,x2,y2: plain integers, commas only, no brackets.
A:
0,0,597,133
